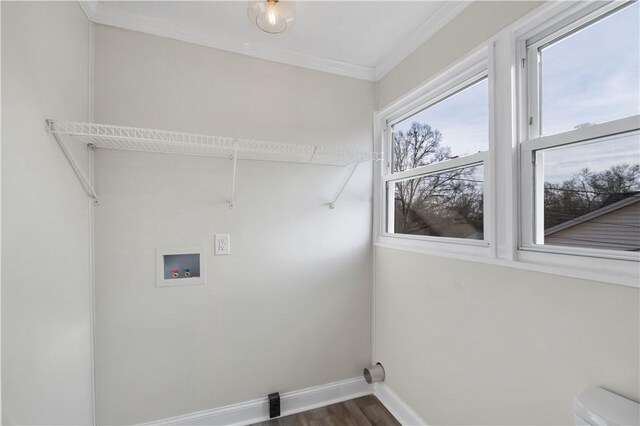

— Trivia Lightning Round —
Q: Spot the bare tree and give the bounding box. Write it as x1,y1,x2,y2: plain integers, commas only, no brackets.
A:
392,123,483,237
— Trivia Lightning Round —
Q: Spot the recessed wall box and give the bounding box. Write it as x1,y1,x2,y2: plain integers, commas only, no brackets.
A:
156,247,206,287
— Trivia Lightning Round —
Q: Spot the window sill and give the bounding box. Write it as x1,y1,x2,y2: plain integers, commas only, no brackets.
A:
377,234,491,258
374,240,639,288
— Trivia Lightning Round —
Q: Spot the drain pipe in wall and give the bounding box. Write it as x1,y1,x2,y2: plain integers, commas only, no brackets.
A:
364,363,385,384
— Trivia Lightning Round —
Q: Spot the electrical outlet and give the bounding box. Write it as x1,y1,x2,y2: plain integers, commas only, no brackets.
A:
215,234,230,255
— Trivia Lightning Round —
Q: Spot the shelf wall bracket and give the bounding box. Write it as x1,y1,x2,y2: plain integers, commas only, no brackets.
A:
46,119,99,205
229,140,239,209
329,162,359,209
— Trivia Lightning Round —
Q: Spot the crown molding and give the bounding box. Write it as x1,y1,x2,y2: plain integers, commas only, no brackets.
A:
78,1,470,83
78,0,97,18
78,0,375,81
374,0,472,81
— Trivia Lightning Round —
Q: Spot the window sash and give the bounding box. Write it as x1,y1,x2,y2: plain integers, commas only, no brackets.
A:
382,68,489,178
384,154,488,243
520,0,640,262
382,151,487,183
383,167,488,247
523,1,637,140
519,125,640,262
525,1,631,51
384,68,488,132
522,115,640,154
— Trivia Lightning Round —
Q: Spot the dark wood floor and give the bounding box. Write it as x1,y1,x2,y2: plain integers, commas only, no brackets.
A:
251,395,401,426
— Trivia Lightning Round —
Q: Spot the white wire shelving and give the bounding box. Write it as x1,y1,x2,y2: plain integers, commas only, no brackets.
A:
46,120,383,208
48,121,381,166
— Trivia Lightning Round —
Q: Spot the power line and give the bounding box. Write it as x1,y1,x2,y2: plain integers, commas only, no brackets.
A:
544,185,640,196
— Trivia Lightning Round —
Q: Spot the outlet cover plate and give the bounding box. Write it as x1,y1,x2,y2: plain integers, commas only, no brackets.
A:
215,234,230,255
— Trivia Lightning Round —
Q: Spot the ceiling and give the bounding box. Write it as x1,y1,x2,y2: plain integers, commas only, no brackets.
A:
79,1,470,81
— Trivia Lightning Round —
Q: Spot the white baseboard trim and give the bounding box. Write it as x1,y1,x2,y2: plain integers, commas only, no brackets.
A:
138,377,373,426
374,382,427,426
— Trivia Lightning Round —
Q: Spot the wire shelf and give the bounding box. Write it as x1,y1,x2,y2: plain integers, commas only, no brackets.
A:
48,121,382,166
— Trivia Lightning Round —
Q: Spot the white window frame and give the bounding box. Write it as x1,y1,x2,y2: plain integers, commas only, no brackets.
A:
374,47,494,258
373,0,639,288
516,1,640,275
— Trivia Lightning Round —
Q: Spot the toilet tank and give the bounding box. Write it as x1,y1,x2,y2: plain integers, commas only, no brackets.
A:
573,387,639,426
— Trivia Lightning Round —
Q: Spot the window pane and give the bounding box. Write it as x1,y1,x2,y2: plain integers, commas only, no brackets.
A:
539,133,640,251
540,2,640,135
389,165,484,239
391,78,488,173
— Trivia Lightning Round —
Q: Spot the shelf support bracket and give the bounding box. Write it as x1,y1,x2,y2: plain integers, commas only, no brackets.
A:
46,119,99,205
329,162,358,209
229,140,239,209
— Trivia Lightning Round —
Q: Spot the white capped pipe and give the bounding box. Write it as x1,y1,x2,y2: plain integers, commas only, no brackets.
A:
364,363,385,384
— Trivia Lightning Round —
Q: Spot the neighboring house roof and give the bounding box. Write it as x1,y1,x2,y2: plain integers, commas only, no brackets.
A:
600,191,640,208
545,193,640,251
545,193,640,235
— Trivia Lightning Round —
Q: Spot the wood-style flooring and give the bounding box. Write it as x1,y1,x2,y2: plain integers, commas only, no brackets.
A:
251,395,401,426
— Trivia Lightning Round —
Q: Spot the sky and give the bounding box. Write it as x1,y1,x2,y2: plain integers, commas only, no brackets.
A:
540,1,640,183
544,133,639,189
541,1,639,136
393,78,489,158
392,2,639,185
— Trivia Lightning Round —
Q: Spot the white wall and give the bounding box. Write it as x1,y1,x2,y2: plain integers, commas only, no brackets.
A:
374,2,640,425
375,248,639,425
1,2,94,424
92,25,374,425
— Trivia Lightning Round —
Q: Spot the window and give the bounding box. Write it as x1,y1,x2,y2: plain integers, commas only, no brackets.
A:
383,73,489,245
521,1,640,258
374,1,639,286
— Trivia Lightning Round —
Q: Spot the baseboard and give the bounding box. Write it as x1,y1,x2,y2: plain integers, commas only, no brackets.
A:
138,377,373,426
374,382,427,426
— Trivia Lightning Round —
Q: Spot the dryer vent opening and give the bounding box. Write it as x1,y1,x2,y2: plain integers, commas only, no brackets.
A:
364,363,385,384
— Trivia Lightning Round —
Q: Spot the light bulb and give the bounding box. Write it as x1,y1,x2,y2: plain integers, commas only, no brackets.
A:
267,8,276,26
248,0,295,34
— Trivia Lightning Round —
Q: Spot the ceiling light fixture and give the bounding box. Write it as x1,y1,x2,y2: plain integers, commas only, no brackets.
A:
247,0,295,34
